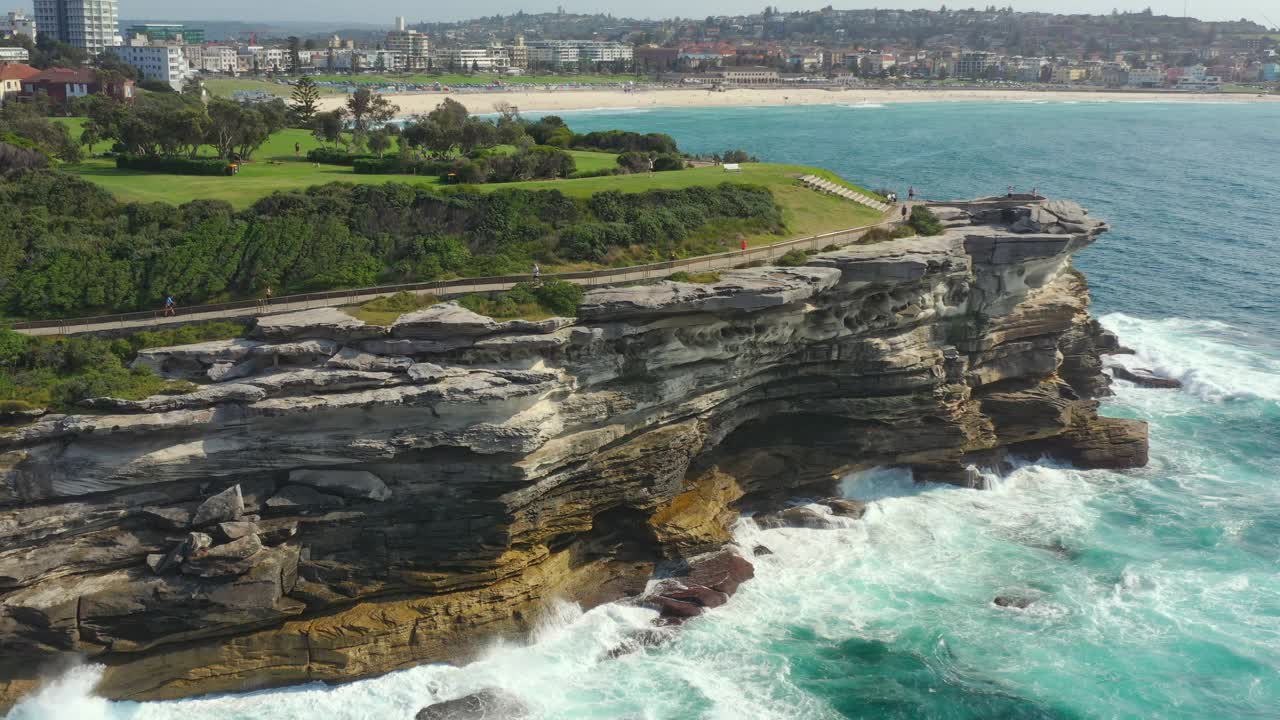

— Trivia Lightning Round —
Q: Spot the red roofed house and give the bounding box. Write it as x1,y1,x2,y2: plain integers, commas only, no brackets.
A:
21,67,134,103
0,62,40,104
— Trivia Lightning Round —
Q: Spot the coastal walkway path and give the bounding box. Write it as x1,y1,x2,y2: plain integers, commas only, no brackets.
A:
9,213,907,338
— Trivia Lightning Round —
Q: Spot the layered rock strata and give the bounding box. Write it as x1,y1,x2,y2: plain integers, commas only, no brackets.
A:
0,199,1146,709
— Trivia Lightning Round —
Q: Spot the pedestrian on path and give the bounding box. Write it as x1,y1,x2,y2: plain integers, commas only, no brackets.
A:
740,239,748,251
908,186,915,201
532,263,541,282
265,285,273,300
294,142,301,158
901,205,908,220
163,295,176,317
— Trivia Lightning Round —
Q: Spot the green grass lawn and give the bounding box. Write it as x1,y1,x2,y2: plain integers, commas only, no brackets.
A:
309,73,638,87
51,122,887,243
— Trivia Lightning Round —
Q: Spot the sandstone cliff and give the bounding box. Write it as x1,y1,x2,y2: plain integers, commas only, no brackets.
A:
0,199,1147,708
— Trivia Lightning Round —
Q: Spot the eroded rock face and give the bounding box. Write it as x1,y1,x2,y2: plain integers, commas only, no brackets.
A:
0,201,1147,709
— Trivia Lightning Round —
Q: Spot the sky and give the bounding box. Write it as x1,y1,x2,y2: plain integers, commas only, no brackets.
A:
108,1,1277,27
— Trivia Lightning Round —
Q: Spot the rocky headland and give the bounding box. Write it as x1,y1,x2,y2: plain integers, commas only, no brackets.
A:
0,199,1147,710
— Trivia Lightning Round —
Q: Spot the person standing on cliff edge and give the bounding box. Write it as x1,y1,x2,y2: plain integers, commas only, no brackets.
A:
908,186,915,201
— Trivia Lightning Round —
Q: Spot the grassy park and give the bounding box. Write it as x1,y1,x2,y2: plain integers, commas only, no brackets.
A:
51,118,886,245
200,73,638,100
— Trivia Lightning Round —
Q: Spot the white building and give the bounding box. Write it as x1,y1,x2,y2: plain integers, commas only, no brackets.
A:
1174,65,1222,91
0,45,29,61
33,0,120,54
433,45,510,71
113,43,192,90
526,40,631,67
2,10,36,40
1125,67,1163,88
197,45,237,73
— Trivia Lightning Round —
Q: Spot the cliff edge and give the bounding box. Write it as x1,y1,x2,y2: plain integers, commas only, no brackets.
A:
0,199,1146,708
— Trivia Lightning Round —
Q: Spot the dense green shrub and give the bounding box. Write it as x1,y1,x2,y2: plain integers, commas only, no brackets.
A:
0,171,780,319
573,130,679,155
116,155,229,176
908,206,944,236
353,157,450,175
776,249,811,267
0,322,242,413
651,154,685,172
458,279,584,319
306,147,375,165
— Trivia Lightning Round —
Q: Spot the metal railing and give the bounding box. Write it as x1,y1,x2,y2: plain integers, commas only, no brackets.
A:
9,215,902,337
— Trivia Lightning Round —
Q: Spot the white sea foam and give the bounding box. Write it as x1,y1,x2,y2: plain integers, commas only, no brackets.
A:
1100,313,1280,402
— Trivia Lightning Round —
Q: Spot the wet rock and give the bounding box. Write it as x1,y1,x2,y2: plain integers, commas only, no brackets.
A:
645,594,704,620
1110,366,1182,389
191,485,244,527
287,469,391,501
264,485,346,512
993,595,1034,609
603,628,673,660
678,549,755,595
754,505,829,530
181,534,264,578
416,689,529,720
819,498,867,519
751,544,774,557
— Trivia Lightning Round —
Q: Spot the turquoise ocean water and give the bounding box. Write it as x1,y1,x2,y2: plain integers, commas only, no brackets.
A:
9,100,1280,720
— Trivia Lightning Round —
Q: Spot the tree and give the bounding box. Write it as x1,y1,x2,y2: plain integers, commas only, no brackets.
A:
287,36,303,74
312,109,347,147
290,76,321,124
345,88,399,132
367,128,393,157
181,76,205,99
95,50,139,81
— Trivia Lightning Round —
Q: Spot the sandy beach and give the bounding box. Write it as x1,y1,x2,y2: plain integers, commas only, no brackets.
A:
317,85,1280,117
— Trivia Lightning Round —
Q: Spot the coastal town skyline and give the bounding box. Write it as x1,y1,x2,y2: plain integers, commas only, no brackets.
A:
89,2,1280,27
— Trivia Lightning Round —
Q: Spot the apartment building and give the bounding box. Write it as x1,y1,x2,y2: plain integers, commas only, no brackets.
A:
113,42,192,90
386,24,429,70
33,0,120,54
2,10,36,40
526,40,632,67
433,45,510,71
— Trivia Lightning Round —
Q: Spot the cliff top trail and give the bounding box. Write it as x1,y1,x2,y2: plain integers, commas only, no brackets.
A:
0,196,1147,712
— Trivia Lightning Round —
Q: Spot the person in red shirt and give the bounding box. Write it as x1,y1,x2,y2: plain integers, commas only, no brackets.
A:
740,239,747,251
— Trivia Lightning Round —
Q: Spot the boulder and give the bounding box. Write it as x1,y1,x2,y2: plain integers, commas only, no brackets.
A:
678,549,755,595
181,534,264,578
1110,366,1183,389
820,498,868,519
207,360,258,383
325,347,413,372
751,544,774,557
754,505,829,530
392,302,500,339
150,532,212,575
287,469,392,501
264,485,346,512
252,307,386,342
214,521,260,542
1043,199,1088,224
191,485,244,527
407,362,448,383
993,595,1034,609
138,506,192,531
416,689,529,720
603,628,673,660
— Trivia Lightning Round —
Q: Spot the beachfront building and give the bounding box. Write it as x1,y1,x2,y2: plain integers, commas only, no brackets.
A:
1173,65,1222,91
33,0,120,54
1050,66,1087,83
112,43,192,91
1261,63,1280,82
386,20,429,71
525,40,632,68
194,45,237,73
953,51,996,79
716,67,780,85
1006,56,1048,82
2,10,36,40
432,45,510,72
21,66,132,101
1126,67,1163,88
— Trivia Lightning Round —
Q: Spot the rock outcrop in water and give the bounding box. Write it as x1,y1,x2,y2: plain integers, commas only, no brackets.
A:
0,199,1146,709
